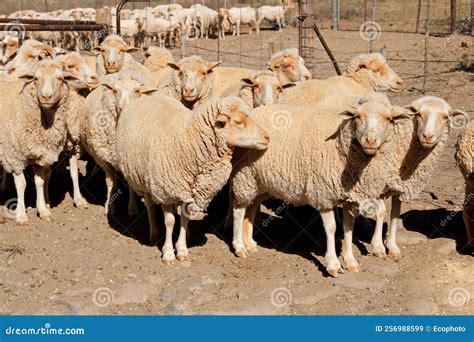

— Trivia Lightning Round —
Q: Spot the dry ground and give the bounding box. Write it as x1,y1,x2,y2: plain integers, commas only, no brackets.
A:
0,27,473,315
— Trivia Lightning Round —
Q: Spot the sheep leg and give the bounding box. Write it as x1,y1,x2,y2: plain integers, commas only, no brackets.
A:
320,210,343,277
144,193,159,245
161,204,176,265
43,166,51,208
243,199,262,253
370,199,387,258
176,215,189,261
104,168,116,216
127,187,139,217
12,172,27,225
33,165,52,222
232,206,248,258
386,196,402,257
341,208,359,273
69,153,88,209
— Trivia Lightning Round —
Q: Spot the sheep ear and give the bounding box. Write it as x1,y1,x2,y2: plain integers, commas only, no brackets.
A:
449,109,469,128
124,46,139,53
206,61,222,73
403,105,418,115
449,109,468,119
167,62,181,71
241,78,254,87
338,110,356,120
215,113,230,128
390,106,412,121
139,85,159,95
282,82,296,89
144,51,151,59
18,72,35,83
62,73,80,83
101,79,116,91
92,46,102,55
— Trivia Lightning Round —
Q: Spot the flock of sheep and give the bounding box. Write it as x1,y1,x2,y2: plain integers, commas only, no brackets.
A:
0,27,472,277
0,4,286,52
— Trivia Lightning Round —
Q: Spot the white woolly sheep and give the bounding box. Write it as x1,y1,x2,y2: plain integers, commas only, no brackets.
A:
0,60,82,224
213,66,255,97
267,48,312,84
116,96,269,264
142,46,175,90
231,93,410,276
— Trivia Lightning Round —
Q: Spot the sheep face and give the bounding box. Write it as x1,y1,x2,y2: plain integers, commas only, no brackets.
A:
0,36,20,65
169,58,221,102
216,100,269,150
406,96,468,149
350,53,403,92
340,96,410,155
19,60,77,111
7,40,55,75
103,79,158,113
241,72,295,107
58,52,99,90
93,40,139,74
269,51,312,83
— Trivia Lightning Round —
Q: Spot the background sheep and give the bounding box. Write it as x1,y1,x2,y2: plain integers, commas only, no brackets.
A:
142,46,175,90
456,121,474,248
267,48,312,84
0,60,81,224
116,96,269,264
213,66,255,97
231,93,410,276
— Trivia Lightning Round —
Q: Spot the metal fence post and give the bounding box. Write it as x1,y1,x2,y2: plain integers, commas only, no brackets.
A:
451,0,457,34
423,0,432,94
369,0,377,53
331,0,339,30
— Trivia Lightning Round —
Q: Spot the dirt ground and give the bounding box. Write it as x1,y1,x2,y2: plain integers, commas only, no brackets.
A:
0,27,473,315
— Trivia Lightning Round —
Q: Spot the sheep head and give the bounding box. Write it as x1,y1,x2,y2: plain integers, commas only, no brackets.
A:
168,56,221,103
57,52,99,90
7,39,56,74
92,35,139,74
339,92,411,155
18,59,78,112
346,53,403,93
241,70,295,107
215,97,269,150
404,96,468,149
268,48,312,83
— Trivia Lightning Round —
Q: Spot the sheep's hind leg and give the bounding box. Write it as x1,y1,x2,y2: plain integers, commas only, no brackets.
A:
33,165,52,222
176,214,189,261
104,168,116,216
161,204,176,265
69,153,88,209
370,199,387,258
144,193,159,245
232,206,248,258
386,196,402,257
12,172,27,225
127,187,139,217
320,209,343,277
243,198,262,253
341,207,359,273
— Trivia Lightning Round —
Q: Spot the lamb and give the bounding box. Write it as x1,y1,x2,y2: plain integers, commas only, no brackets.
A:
92,34,149,77
116,96,269,264
221,70,295,108
456,121,474,248
267,48,312,84
0,60,82,224
142,46,175,90
79,69,158,215
282,53,403,105
165,55,221,109
230,93,411,276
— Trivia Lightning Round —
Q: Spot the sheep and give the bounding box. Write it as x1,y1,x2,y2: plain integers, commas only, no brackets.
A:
0,60,82,224
79,69,158,216
165,55,221,110
116,96,269,264
92,34,149,77
267,48,312,84
142,46,175,90
456,121,474,248
282,53,403,105
227,7,259,36
221,70,295,108
0,35,20,65
258,5,285,31
213,66,255,97
230,93,411,276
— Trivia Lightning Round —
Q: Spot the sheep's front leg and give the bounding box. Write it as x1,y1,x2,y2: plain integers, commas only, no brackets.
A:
43,166,51,208
232,206,247,258
341,208,359,273
69,153,88,209
128,187,139,217
243,199,262,253
176,215,189,261
320,209,343,277
144,193,159,245
370,199,387,258
104,168,116,216
161,204,176,265
12,172,27,225
33,165,52,221
386,196,402,257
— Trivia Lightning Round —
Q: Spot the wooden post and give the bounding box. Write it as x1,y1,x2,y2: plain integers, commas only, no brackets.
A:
423,0,432,94
415,0,422,33
471,0,474,36
451,0,457,33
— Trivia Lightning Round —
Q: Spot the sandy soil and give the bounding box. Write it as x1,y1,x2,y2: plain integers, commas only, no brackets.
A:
0,27,473,315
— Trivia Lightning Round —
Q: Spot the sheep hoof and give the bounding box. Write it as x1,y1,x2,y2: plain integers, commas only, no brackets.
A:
327,268,343,278
247,245,258,253
39,212,52,222
235,249,248,258
162,259,175,266
388,247,402,258
162,250,176,265
74,197,89,209
16,216,28,226
371,246,387,258
176,249,189,261
346,265,360,273
176,254,188,261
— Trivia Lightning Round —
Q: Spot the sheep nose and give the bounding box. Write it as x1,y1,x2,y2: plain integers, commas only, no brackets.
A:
184,87,194,95
89,75,98,82
303,74,311,80
106,62,116,68
365,136,377,146
423,132,434,141
41,94,53,102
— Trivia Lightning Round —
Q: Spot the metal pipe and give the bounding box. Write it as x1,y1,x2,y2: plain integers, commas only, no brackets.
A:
116,0,130,35
0,24,108,32
313,24,341,75
0,18,98,25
